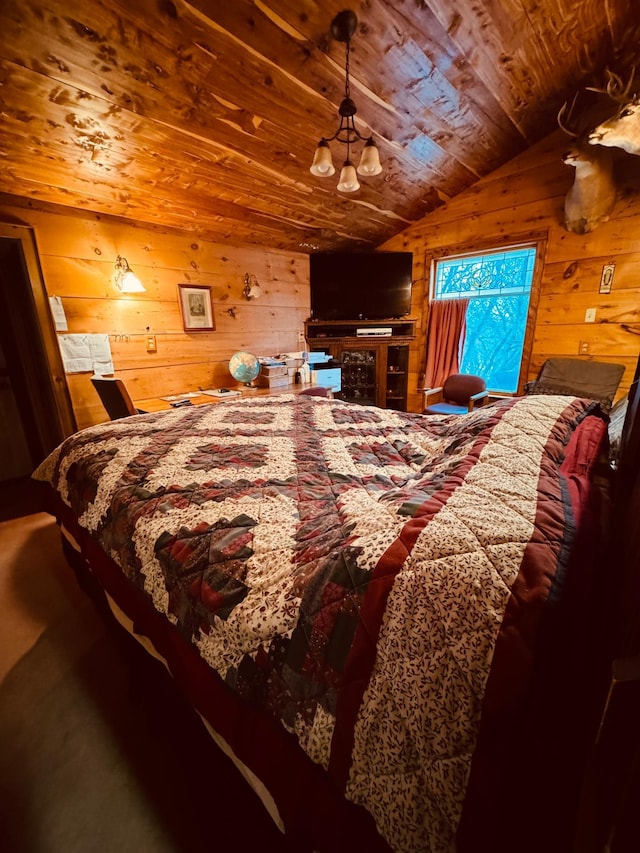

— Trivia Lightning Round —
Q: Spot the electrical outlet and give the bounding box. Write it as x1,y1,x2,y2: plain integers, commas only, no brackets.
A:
584,308,596,323
579,341,589,354
146,335,157,353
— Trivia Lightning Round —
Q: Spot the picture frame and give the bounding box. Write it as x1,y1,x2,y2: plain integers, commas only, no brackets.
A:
178,284,215,331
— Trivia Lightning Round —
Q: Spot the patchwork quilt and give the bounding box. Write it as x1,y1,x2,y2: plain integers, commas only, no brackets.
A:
34,393,605,852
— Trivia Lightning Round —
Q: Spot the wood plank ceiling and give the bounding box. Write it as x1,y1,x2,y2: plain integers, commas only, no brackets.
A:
0,0,637,252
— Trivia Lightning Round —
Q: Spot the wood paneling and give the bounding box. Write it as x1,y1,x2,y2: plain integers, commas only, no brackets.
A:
0,1,636,252
0,203,308,429
381,129,640,409
3,121,640,425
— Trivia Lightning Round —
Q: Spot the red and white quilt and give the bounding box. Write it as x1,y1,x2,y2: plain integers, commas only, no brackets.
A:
34,394,606,852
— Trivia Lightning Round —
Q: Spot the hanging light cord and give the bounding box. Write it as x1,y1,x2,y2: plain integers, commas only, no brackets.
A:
323,34,362,147
344,38,352,161
344,36,351,102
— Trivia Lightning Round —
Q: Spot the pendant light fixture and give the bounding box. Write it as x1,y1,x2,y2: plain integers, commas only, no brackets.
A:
310,10,382,192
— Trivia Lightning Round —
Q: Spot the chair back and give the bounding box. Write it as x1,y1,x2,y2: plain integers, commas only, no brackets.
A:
526,358,625,411
298,386,333,398
91,377,137,420
443,373,486,405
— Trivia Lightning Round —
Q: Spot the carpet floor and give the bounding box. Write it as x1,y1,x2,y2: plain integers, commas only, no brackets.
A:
0,514,306,853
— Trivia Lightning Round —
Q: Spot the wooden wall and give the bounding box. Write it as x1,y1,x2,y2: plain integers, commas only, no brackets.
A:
3,126,640,427
0,200,309,429
381,130,640,413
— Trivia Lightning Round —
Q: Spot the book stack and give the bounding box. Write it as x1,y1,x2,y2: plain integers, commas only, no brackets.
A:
256,358,289,388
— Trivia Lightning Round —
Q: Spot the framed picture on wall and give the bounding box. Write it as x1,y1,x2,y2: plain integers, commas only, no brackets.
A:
178,284,215,331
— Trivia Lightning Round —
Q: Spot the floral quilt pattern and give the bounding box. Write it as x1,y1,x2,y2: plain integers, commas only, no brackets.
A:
34,393,596,852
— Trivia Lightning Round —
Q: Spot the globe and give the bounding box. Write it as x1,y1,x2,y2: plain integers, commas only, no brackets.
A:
229,351,260,386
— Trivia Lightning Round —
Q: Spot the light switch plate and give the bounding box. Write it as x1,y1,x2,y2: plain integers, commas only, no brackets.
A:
584,308,596,323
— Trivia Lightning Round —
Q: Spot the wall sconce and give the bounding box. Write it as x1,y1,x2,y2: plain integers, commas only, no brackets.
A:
114,255,145,293
243,273,262,300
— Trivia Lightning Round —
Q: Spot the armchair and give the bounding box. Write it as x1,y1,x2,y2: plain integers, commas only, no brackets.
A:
423,373,488,415
524,358,624,412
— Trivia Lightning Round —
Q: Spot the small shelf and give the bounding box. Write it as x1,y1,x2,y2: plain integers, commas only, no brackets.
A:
306,318,416,342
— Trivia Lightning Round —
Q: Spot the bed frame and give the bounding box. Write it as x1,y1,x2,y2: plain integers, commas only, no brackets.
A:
47,360,640,852
575,353,640,852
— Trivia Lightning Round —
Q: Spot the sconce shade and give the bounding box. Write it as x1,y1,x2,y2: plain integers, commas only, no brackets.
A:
357,138,383,176
119,271,145,293
243,273,262,300
310,140,335,177
114,255,145,293
337,161,360,193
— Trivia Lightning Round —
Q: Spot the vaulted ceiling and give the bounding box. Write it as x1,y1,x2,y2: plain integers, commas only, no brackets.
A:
0,0,637,253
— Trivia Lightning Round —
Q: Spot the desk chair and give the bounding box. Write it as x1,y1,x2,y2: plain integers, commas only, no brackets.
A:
423,373,488,415
91,377,139,420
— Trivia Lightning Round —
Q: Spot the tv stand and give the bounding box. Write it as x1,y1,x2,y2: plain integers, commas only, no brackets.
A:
305,319,416,411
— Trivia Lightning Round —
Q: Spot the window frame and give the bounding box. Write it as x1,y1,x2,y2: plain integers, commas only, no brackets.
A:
426,232,547,396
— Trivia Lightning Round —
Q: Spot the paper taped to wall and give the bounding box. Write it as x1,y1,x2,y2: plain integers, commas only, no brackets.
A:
58,334,114,374
49,296,68,331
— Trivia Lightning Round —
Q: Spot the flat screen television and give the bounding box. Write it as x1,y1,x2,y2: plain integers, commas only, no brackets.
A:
309,251,413,321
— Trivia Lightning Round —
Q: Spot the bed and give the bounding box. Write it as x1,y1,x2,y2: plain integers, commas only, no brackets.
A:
32,384,637,853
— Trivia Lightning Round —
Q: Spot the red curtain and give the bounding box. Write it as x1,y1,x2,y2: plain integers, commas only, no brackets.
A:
421,298,469,389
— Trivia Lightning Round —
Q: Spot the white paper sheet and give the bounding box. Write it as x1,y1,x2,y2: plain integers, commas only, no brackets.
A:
58,334,114,375
159,392,201,401
49,296,68,331
202,389,242,398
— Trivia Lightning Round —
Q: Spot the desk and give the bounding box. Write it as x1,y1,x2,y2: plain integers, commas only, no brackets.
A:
135,383,305,413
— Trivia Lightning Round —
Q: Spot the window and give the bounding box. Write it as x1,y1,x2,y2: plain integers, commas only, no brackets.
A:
433,245,537,393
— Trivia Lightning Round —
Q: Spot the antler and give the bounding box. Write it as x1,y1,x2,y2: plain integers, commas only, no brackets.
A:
587,67,637,103
557,93,581,137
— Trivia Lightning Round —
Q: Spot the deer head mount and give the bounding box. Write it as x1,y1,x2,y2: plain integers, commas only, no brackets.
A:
558,95,617,234
587,69,640,155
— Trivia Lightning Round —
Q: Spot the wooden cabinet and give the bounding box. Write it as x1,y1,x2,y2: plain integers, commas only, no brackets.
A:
305,320,415,411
